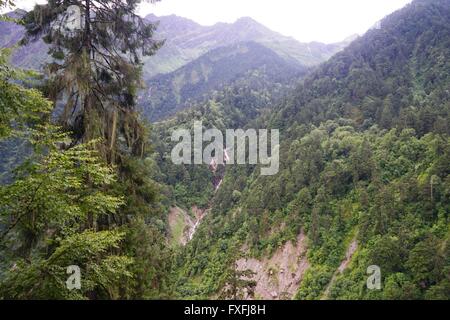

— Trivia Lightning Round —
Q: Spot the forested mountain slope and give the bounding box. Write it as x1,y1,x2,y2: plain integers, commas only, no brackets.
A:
0,10,349,124
141,41,307,121
271,0,450,134
167,0,450,300
1,0,448,301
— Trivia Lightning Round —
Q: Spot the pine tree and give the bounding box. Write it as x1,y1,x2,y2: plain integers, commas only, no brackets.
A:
1,34,131,298
22,0,163,163
0,0,174,299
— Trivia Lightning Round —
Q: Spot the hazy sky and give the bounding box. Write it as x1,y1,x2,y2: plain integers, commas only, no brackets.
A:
8,0,413,43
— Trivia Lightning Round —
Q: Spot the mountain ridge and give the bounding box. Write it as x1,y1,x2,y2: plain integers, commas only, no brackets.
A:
140,41,307,121
0,10,351,79
141,13,352,78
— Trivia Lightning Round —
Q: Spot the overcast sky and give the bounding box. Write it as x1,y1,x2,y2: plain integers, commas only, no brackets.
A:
7,0,413,43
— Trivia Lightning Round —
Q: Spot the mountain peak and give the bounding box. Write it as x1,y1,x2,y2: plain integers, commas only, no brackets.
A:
145,13,199,25
144,13,158,20
4,9,27,19
234,16,262,26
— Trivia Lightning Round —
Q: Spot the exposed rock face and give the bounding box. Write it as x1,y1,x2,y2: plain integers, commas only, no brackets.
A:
188,206,208,242
168,206,208,246
236,232,310,300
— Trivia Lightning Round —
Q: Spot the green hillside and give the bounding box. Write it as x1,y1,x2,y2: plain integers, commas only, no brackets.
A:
162,0,450,300
140,41,307,121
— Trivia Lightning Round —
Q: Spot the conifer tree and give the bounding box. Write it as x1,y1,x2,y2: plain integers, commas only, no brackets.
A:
22,0,163,163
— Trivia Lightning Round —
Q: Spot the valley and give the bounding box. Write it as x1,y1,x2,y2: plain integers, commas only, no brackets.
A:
158,0,450,301
0,0,449,301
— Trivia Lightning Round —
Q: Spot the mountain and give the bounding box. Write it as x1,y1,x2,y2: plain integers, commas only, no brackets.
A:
0,11,351,124
140,41,307,121
142,14,350,79
0,10,49,69
0,11,349,79
156,0,450,300
3,0,448,302
272,0,450,133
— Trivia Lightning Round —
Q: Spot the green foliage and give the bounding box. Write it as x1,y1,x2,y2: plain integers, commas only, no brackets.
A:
296,266,334,300
1,0,449,302
0,20,172,299
0,230,132,300
167,117,449,300
272,0,450,136
0,48,51,138
166,0,450,301
120,217,174,299
142,42,306,121
0,123,131,299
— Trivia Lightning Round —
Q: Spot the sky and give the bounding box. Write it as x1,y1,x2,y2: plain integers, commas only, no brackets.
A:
6,0,413,43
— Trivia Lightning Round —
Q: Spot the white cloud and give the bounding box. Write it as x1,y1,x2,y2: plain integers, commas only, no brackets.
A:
8,0,413,43
6,0,46,11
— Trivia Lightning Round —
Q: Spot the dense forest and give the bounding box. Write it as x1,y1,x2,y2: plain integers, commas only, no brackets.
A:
0,0,449,301
0,0,172,299
155,0,450,300
140,41,307,121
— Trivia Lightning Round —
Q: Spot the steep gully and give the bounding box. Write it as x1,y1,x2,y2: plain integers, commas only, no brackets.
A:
168,149,229,246
168,149,358,299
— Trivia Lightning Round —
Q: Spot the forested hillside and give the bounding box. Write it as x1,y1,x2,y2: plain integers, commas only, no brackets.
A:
141,41,306,121
0,11,348,78
0,0,448,301
166,0,450,300
0,9,346,123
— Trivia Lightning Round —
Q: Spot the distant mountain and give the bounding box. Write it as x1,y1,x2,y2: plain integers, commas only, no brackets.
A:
0,10,49,69
142,14,350,79
0,11,350,79
140,41,307,121
1,10,351,122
